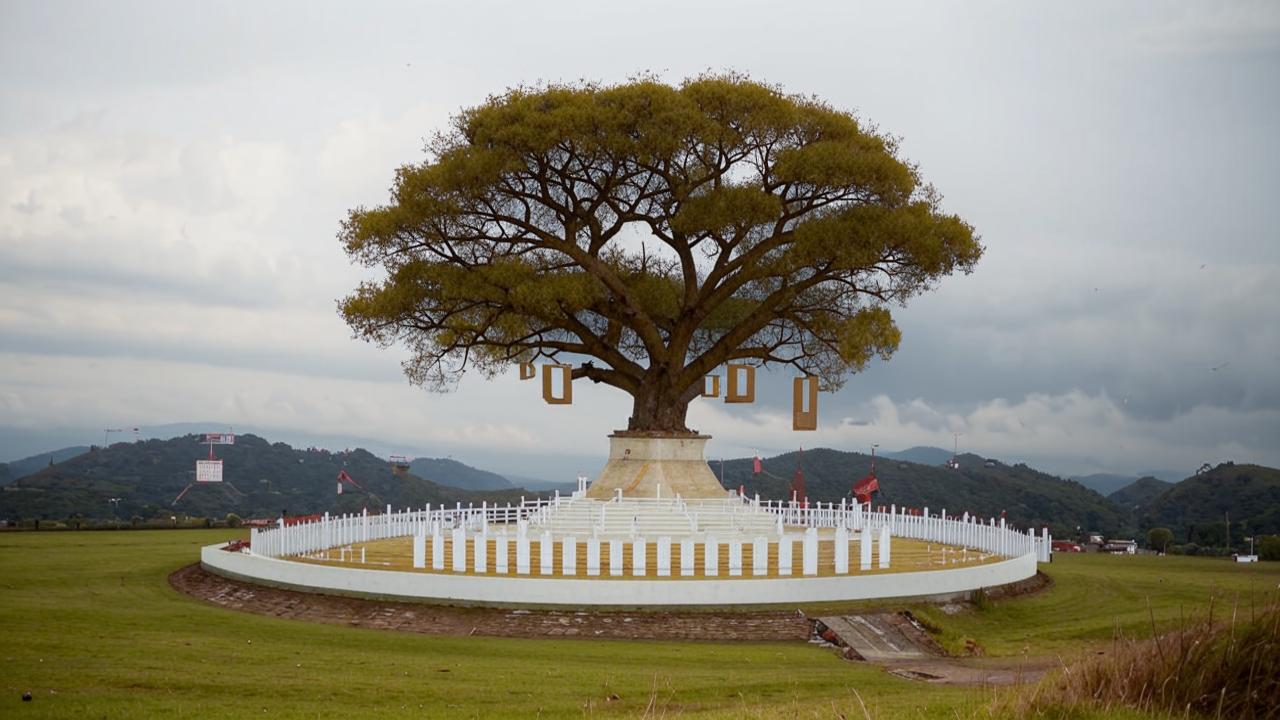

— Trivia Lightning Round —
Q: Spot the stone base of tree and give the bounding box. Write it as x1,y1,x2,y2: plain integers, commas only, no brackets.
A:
585,434,728,500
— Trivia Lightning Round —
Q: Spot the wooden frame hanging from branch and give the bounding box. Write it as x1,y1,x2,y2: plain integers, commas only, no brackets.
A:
793,375,818,431
725,364,755,404
541,364,573,405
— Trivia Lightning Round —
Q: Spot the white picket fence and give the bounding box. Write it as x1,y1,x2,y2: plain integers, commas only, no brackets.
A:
249,495,1052,566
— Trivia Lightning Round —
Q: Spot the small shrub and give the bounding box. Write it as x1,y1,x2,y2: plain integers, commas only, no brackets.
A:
1259,535,1280,562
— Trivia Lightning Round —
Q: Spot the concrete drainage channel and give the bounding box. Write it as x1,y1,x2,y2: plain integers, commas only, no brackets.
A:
813,612,943,663
811,611,1054,686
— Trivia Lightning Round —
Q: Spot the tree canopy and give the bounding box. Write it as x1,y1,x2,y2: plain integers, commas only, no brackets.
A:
340,75,982,433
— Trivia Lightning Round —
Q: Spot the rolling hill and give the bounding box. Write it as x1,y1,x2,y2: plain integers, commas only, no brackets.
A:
0,445,91,485
1074,473,1143,496
721,449,1129,537
407,457,513,491
0,434,536,521
1140,463,1280,545
880,446,955,466
1108,476,1173,511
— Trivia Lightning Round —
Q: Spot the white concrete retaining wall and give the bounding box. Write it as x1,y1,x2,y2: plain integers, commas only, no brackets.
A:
203,543,1039,608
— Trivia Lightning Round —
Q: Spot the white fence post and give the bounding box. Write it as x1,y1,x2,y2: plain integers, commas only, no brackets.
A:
803,527,818,576
561,537,577,576
587,538,601,576
728,540,743,577
778,535,793,575
473,534,487,573
632,538,647,577
704,536,719,576
878,524,891,568
753,536,768,576
432,528,444,570
539,532,554,575
680,538,695,577
656,537,672,577
412,533,426,569
609,539,623,576
495,533,509,573
516,535,530,574
451,527,467,572
834,527,849,574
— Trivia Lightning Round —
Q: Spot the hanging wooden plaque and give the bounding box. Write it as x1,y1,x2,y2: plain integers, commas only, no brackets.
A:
725,364,755,403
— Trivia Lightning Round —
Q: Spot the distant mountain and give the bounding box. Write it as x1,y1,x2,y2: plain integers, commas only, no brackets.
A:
1141,463,1280,545
407,457,513,491
721,449,1128,537
1108,476,1172,511
504,474,577,493
0,434,536,521
1135,469,1190,484
881,446,955,466
0,446,91,485
1075,473,1141,496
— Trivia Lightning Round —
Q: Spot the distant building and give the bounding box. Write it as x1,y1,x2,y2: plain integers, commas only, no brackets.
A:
1102,539,1137,555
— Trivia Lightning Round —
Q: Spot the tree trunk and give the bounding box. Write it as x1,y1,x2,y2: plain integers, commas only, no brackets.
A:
626,380,697,434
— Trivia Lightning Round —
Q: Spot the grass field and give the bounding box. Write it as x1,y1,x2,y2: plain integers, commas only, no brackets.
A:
2,530,1277,719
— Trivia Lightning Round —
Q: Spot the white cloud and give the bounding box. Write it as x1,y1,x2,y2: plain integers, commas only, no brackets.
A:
0,1,1277,479
690,390,1280,477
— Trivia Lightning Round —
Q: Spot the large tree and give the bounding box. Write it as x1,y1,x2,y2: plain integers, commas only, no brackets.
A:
340,76,981,434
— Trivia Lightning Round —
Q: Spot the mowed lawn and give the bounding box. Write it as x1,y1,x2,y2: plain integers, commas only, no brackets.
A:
912,552,1280,657
0,531,1276,719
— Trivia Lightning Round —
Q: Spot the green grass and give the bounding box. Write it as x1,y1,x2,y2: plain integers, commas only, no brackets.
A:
911,553,1280,657
1,532,1277,718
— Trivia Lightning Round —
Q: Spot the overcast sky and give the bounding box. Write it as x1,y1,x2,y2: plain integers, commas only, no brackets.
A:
1,0,1277,479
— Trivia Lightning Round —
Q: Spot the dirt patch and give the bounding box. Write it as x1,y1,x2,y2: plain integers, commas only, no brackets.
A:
878,656,1055,686
170,564,810,641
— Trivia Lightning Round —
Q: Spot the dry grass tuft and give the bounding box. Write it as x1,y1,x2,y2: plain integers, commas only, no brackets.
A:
990,596,1280,719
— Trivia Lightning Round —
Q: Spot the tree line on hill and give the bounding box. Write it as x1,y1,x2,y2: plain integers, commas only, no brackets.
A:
2,436,1276,557
0,434,536,524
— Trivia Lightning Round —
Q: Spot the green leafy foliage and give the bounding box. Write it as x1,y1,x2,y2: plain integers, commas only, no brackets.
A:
1259,535,1280,561
1146,527,1174,553
340,75,982,431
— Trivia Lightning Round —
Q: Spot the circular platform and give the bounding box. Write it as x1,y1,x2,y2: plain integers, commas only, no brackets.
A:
203,494,1049,609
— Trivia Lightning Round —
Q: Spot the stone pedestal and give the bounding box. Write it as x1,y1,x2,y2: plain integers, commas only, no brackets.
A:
585,434,727,500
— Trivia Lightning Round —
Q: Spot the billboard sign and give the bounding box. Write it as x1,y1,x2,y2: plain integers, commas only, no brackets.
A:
196,460,224,483
203,433,235,445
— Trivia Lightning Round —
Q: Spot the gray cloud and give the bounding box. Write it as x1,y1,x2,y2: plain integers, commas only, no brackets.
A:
1,0,1277,478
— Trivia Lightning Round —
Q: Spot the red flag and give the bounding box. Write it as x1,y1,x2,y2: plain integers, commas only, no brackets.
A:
853,473,879,504
753,455,762,475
